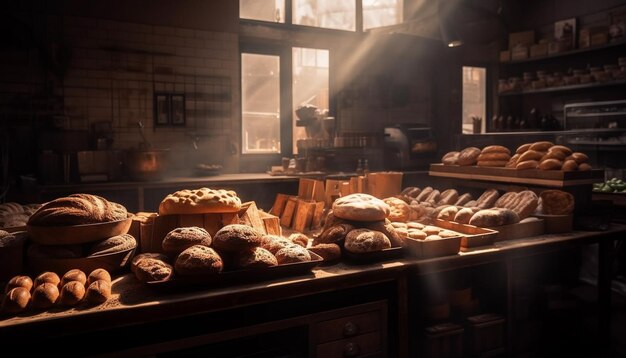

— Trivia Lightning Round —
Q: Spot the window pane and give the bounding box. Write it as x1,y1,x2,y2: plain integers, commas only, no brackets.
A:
240,0,285,23
462,66,486,134
242,53,281,154
293,47,329,154
293,0,355,31
363,0,403,30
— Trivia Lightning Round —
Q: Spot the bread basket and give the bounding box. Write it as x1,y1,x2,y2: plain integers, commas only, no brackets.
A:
27,218,133,245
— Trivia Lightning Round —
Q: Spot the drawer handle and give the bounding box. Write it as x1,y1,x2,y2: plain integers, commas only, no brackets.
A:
343,321,359,337
343,342,361,357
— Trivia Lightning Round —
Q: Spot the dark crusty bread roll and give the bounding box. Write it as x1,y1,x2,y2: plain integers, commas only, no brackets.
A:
31,282,60,309
288,233,308,248
34,272,60,288
2,287,31,314
134,257,173,282
27,243,83,259
344,229,391,253
89,234,136,256
212,224,263,253
469,208,520,227
162,226,212,256
60,281,85,306
275,245,311,264
308,243,341,262
28,194,127,226
457,147,481,166
61,269,87,287
362,220,404,247
453,207,478,224
175,245,224,275
85,280,111,304
88,268,112,286
5,275,33,294
314,223,354,245
400,186,421,198
261,235,295,254
131,253,169,274
236,247,278,268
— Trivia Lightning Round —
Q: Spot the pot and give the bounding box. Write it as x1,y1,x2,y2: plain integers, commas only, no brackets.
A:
124,149,170,181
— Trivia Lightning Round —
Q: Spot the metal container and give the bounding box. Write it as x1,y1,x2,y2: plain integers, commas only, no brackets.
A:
124,149,170,181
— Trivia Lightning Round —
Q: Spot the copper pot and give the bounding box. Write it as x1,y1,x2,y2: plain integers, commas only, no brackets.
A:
124,149,170,181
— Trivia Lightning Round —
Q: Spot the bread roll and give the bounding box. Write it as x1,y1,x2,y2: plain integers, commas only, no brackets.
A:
236,247,278,268
438,230,459,238
481,145,511,155
158,187,242,215
442,151,460,165
288,233,309,248
61,269,87,287
457,147,481,166
476,189,500,209
578,163,592,171
5,275,33,293
262,235,298,254
344,229,391,253
469,208,520,227
131,253,170,274
566,152,589,164
540,190,574,215
89,234,137,256
60,281,85,306
407,222,425,230
506,154,520,168
454,193,473,206
2,287,31,314
423,226,441,236
34,272,60,288
212,224,263,253
425,235,442,241
538,159,562,170
134,258,173,282
516,160,539,170
175,245,224,276
28,194,127,226
332,193,390,222
437,206,459,221
424,190,441,205
401,186,421,197
453,207,478,224
548,145,573,156
88,268,112,286
529,141,554,152
562,159,578,171
85,280,111,304
477,152,511,162
314,223,354,245
275,245,311,264
308,243,341,262
162,226,212,256
510,190,539,220
362,220,404,248
31,282,59,309
437,189,459,206
407,228,427,240
541,151,566,161
416,187,434,202
383,197,410,222
516,143,532,154
518,150,544,162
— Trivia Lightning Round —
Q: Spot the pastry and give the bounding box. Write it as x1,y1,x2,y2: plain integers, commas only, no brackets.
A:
175,245,224,275
28,194,127,226
158,188,242,215
332,193,390,222
31,283,59,309
89,234,137,256
212,224,263,253
407,228,427,240
344,229,391,253
162,226,212,256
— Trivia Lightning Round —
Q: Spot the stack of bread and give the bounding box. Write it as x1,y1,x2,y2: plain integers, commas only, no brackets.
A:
1,268,112,315
0,202,42,229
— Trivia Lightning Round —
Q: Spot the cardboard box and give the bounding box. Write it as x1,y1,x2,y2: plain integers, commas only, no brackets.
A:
509,31,534,50
511,45,529,60
591,32,609,46
530,43,548,57
579,26,608,48
499,50,510,62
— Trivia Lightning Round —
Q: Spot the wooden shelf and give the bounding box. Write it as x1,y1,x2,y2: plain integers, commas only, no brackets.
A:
499,78,626,97
502,39,626,65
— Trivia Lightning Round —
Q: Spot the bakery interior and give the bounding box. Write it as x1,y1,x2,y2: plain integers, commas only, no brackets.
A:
1,0,626,356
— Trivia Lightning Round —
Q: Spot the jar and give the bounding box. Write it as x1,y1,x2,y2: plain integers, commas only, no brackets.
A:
563,76,580,85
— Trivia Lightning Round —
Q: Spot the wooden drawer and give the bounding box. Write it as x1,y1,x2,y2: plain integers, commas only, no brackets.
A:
314,310,382,343
316,331,382,358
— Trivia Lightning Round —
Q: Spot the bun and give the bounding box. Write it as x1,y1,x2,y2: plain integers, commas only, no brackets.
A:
61,269,87,287
88,268,112,286
34,272,60,288
481,145,511,155
548,145,573,156
516,160,538,170
477,152,511,162
458,147,481,166
332,193,390,222
31,283,59,309
308,243,341,262
261,235,296,254
131,253,169,274
28,194,127,226
516,143,532,154
424,190,441,205
2,287,31,314
134,257,173,282
275,245,311,264
541,151,566,161
529,141,554,152
89,234,136,256
566,152,589,164
158,188,242,215
401,187,421,198
407,228,427,240
518,150,544,162
85,280,112,304
469,208,520,227
236,247,278,268
162,226,212,256
442,151,460,165
344,229,391,253
383,197,410,222
212,224,263,253
5,275,33,293
60,281,85,306
578,163,592,171
539,190,574,215
538,159,562,170
175,245,224,276
562,160,578,171
437,206,459,221
506,154,520,168
288,233,308,247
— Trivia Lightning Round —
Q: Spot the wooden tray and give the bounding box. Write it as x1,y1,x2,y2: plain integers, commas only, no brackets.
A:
532,214,573,234
429,164,604,187
27,218,133,245
146,251,323,290
342,246,405,265
405,236,461,259
434,219,498,249
490,217,544,241
27,247,136,276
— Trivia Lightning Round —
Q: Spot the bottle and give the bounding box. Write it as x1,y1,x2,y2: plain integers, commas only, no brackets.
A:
356,159,363,175
363,159,370,175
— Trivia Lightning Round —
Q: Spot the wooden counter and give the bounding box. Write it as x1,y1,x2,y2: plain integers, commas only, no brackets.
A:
1,225,624,356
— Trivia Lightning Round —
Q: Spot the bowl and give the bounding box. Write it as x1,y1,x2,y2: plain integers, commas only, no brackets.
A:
27,218,133,245
27,247,136,276
125,149,170,181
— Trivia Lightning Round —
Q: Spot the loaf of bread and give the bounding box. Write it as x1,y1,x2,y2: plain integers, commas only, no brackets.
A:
31,282,59,309
495,190,538,220
529,141,554,152
362,220,404,247
344,229,391,253
158,188,242,215
2,287,31,314
401,187,421,198
237,247,278,268
476,189,500,209
85,280,111,304
481,145,511,155
516,143,531,154
457,147,481,166
539,190,574,215
175,245,224,276
134,257,173,282
274,245,311,264
538,158,562,170
28,194,127,226
332,193,390,222
437,189,459,206
212,224,263,253
437,206,459,221
469,208,520,227
454,193,473,206
454,207,478,224
477,152,511,162
314,223,354,245
162,226,212,256
88,234,137,256
561,159,578,171
5,275,33,293
516,160,539,170
131,253,169,274
442,151,460,165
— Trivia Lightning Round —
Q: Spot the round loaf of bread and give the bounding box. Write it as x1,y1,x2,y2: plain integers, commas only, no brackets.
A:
236,247,278,268
158,188,242,215
212,224,263,252
344,229,391,254
175,245,223,276
2,287,31,314
134,257,173,282
5,275,33,293
34,272,60,288
332,193,390,222
61,269,87,287
363,220,404,247
442,151,460,165
162,226,212,256
28,194,127,226
85,280,111,304
88,268,112,285
457,147,481,166
308,243,341,262
89,234,137,256
383,197,410,222
27,243,83,259
288,233,308,248
314,223,355,245
60,281,85,306
274,244,311,264
31,282,59,309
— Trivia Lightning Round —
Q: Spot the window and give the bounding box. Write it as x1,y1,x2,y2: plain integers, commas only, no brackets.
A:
241,54,281,154
293,0,355,31
363,0,403,30
239,0,285,23
462,66,486,134
154,93,186,127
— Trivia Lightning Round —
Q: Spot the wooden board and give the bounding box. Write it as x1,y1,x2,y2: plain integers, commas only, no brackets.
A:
429,164,604,187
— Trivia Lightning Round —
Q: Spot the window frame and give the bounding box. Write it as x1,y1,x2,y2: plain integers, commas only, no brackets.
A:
460,63,493,134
